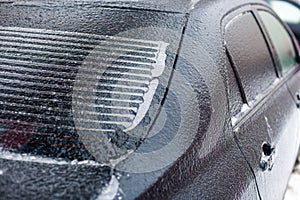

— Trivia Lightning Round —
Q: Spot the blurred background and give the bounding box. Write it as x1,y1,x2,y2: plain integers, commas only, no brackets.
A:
285,158,300,200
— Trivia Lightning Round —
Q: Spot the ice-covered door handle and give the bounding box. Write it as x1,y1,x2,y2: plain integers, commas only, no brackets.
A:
259,142,276,171
296,93,300,108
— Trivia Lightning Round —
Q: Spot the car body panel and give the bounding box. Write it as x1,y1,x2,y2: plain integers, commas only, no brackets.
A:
224,5,300,200
233,83,300,199
0,0,298,199
287,70,300,108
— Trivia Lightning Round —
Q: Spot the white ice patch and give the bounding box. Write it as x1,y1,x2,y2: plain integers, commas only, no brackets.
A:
241,104,250,113
97,175,120,200
189,0,201,10
0,149,104,166
231,104,250,127
231,117,238,127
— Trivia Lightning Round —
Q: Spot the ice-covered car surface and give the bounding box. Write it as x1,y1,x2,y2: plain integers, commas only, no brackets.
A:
0,0,300,199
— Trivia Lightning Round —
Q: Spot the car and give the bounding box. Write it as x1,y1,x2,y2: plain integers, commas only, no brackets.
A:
0,0,299,199
265,0,300,43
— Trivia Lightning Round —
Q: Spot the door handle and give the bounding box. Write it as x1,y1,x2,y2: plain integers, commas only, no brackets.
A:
296,93,300,108
260,142,276,171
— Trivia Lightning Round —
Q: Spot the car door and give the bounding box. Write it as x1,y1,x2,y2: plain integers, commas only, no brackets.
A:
257,7,300,143
224,6,300,200
287,68,300,115
255,8,300,198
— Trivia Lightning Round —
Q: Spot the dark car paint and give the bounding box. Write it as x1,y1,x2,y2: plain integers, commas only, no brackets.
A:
0,159,113,199
136,1,300,199
0,0,299,199
223,4,300,199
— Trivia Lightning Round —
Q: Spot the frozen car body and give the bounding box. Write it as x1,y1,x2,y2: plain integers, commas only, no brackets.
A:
0,0,299,199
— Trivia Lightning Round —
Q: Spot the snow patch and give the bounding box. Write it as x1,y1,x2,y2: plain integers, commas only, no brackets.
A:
0,149,104,166
241,104,250,113
189,0,201,10
97,175,120,200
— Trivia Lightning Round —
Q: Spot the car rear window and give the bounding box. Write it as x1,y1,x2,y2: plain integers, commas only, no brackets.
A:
0,5,186,162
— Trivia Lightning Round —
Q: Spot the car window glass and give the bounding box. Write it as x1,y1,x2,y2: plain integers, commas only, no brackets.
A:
225,12,277,105
268,0,300,24
0,9,186,162
259,11,296,73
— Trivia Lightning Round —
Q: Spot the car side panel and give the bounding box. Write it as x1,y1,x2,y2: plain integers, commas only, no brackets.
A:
234,84,299,200
287,68,300,110
136,3,261,198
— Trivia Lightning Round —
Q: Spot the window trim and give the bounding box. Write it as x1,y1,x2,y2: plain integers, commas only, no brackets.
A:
221,5,292,127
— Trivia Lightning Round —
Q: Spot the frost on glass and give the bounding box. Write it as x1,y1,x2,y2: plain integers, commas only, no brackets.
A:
0,26,169,165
